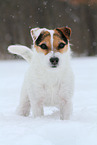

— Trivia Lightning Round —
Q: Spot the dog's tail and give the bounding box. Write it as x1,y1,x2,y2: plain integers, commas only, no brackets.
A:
8,45,33,63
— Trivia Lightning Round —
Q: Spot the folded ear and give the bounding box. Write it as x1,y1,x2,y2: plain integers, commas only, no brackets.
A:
30,28,40,42
56,27,71,40
30,28,46,43
8,45,33,63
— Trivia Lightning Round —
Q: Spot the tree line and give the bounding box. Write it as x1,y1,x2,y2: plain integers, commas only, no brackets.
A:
0,0,97,59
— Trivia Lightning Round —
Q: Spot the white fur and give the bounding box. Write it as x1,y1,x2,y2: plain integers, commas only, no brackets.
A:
8,29,74,120
30,28,51,42
49,30,54,51
8,45,33,63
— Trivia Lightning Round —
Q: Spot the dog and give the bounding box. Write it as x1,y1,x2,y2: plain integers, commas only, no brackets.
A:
8,27,74,120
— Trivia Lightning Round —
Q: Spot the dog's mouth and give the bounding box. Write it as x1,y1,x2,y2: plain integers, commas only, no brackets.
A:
50,65,58,68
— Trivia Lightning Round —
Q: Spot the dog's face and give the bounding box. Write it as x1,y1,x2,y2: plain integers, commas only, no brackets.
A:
30,27,71,69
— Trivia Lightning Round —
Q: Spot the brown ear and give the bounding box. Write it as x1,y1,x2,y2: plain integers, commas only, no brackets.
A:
56,27,71,40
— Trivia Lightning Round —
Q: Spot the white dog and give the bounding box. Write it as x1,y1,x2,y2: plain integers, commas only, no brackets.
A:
8,27,74,120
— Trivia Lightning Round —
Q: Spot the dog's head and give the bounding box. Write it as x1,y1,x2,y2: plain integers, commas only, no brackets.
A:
8,27,71,67
30,27,71,69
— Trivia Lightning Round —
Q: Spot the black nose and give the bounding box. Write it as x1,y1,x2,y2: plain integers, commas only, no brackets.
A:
50,57,59,66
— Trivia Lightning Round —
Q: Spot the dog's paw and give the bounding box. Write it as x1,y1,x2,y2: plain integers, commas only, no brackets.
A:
16,107,30,117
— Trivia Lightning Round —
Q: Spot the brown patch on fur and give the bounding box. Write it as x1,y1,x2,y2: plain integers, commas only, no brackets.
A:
35,31,51,55
58,44,68,53
34,29,70,55
56,27,71,40
53,30,68,53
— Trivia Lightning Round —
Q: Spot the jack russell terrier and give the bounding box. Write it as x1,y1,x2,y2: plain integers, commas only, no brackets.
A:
8,27,74,120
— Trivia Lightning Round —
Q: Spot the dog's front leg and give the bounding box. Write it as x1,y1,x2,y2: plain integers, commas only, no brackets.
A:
16,94,30,117
31,99,44,118
16,84,30,116
60,98,72,120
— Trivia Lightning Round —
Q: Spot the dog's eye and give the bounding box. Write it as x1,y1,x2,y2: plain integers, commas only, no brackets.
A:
58,43,65,49
40,44,48,50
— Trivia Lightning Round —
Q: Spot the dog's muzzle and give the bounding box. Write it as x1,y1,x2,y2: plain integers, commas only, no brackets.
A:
50,57,59,68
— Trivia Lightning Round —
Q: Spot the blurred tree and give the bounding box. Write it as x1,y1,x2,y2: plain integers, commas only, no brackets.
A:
0,0,97,59
59,0,97,5
59,0,97,56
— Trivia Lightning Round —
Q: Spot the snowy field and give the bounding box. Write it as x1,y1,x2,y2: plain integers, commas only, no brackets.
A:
0,57,97,145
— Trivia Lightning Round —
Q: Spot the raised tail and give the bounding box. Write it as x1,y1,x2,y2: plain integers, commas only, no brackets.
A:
8,45,33,63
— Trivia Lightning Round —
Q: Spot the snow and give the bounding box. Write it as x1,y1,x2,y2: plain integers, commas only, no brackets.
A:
0,57,97,145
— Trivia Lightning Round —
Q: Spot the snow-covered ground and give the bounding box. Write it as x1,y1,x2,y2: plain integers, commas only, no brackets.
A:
0,57,97,145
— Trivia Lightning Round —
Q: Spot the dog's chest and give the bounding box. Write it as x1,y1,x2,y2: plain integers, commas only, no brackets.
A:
43,78,61,106
37,75,62,106
27,69,64,106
